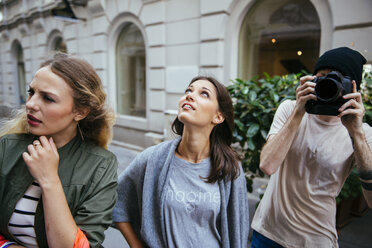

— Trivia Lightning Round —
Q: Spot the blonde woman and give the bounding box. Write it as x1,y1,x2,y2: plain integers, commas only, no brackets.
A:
0,55,118,248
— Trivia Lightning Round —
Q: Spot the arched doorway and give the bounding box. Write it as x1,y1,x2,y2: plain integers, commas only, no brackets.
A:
238,0,321,80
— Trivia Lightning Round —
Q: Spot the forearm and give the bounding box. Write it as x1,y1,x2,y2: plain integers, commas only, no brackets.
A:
115,222,144,248
351,129,372,208
41,179,78,248
352,129,372,171
260,110,304,175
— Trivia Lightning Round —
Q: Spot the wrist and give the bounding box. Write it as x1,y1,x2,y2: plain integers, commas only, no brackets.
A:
358,169,372,191
348,129,367,150
348,126,365,139
290,109,304,127
39,177,62,192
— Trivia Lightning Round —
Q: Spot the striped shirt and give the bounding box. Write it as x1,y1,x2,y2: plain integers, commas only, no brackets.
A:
8,181,41,248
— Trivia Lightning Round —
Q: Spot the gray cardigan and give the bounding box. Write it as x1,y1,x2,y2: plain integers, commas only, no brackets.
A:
112,137,249,247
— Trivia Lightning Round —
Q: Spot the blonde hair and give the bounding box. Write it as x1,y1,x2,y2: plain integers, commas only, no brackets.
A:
0,107,28,136
0,54,116,149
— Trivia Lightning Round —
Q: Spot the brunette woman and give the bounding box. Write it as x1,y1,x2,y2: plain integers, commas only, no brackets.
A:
113,76,249,248
0,54,118,248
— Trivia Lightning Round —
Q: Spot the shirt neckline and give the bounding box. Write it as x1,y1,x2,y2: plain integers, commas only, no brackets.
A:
309,114,343,126
173,153,210,167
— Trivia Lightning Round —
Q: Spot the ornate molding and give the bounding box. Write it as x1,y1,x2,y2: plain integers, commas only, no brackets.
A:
88,0,105,15
270,0,319,27
0,0,56,31
18,22,29,35
0,29,9,41
33,16,45,31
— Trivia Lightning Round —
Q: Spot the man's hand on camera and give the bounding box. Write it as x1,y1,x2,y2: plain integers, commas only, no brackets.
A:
296,75,317,115
338,80,365,135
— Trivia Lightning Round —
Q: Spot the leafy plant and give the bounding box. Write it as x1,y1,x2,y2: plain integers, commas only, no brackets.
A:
227,73,299,192
361,64,372,125
336,168,362,204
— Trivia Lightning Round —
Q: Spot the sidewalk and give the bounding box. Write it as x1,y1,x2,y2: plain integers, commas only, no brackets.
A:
102,144,137,248
338,209,372,248
105,143,372,248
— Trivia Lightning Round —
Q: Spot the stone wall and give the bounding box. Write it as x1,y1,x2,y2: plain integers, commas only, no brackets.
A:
0,0,371,149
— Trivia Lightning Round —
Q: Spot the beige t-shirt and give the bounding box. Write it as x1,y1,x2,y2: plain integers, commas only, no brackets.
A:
251,100,372,248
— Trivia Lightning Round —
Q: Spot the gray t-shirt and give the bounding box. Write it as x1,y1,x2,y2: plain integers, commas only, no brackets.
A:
164,154,222,248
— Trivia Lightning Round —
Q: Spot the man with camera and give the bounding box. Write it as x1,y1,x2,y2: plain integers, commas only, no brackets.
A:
250,47,372,248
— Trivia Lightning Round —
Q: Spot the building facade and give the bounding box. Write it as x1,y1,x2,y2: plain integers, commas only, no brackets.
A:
0,0,371,149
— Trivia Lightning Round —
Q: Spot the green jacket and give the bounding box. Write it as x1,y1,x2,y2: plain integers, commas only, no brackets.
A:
0,134,118,248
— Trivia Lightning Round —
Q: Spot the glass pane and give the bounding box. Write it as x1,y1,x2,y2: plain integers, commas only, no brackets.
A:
54,37,67,53
238,0,320,80
16,44,27,105
116,23,146,117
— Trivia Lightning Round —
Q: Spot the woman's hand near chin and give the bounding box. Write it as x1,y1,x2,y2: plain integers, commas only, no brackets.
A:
22,136,60,187
22,136,78,248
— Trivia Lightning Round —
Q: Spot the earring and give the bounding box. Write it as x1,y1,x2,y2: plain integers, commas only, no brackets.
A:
77,122,84,141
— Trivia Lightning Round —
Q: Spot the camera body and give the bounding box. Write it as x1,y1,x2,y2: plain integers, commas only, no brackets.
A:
305,71,353,116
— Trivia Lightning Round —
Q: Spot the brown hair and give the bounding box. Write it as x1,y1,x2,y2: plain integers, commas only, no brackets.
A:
0,54,115,149
172,76,241,182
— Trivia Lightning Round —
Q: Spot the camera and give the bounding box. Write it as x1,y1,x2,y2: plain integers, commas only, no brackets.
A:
305,71,353,116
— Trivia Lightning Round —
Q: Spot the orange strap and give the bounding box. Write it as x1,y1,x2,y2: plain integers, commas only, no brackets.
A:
0,235,8,245
74,228,89,248
0,235,10,246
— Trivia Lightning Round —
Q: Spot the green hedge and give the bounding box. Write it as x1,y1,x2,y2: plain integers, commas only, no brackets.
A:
227,73,298,192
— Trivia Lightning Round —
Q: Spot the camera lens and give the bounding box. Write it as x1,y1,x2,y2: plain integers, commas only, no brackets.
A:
315,78,342,102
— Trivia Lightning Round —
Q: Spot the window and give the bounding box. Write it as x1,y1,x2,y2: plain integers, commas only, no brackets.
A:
14,42,26,105
52,36,67,53
238,0,320,80
116,22,146,117
47,31,67,54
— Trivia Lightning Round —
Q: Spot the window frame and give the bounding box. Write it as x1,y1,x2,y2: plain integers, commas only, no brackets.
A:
11,40,26,106
115,22,147,118
107,13,149,131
